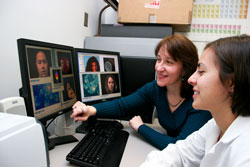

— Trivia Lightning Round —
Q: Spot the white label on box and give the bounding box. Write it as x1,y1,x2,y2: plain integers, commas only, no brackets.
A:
149,15,157,23
144,0,160,9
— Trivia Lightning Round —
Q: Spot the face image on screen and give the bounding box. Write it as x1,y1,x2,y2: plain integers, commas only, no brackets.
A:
57,51,73,75
62,76,76,101
85,56,100,72
17,39,77,122
74,49,122,103
101,74,120,94
26,47,52,78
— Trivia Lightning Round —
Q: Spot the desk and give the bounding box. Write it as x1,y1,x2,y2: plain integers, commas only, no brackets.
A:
49,120,164,167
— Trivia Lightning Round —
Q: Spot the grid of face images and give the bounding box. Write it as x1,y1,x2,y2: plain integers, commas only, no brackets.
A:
25,46,77,119
77,52,121,102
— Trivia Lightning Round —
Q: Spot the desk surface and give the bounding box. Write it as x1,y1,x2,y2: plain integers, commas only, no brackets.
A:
49,120,164,167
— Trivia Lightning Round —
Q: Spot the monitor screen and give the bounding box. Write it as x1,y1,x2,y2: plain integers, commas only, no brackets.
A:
73,48,122,104
17,38,77,124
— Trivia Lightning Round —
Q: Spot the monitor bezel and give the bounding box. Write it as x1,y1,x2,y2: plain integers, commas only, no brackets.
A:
17,38,77,124
73,48,123,105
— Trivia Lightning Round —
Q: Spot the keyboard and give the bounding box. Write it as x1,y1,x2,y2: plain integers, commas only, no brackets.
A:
76,119,124,134
66,126,129,167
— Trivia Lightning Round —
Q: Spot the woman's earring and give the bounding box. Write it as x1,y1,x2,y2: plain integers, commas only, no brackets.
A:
181,77,184,81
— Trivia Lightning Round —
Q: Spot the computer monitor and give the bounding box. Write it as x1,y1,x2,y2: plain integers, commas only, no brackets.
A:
17,38,78,149
120,56,156,95
73,48,122,132
73,48,122,103
120,56,156,123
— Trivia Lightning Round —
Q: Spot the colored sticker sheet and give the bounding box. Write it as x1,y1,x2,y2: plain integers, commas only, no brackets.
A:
193,0,249,19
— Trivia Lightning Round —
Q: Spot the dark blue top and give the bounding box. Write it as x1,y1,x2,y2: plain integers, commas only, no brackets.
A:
94,80,212,150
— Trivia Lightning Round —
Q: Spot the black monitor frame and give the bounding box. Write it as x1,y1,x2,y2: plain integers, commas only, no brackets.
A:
17,38,78,149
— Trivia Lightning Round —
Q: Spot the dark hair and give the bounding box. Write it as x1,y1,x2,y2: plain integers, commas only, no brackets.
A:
155,33,198,98
86,56,100,72
205,35,250,116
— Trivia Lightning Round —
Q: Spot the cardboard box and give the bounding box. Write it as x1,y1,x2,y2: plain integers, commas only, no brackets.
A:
118,0,194,25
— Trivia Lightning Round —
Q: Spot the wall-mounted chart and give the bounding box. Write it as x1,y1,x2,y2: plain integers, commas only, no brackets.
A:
183,0,250,41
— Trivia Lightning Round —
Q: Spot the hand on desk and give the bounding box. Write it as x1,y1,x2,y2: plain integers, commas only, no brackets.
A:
71,101,96,121
129,115,144,132
71,101,144,132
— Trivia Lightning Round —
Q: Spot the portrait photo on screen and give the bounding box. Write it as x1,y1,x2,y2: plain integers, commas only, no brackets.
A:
82,74,100,97
32,83,60,110
26,47,52,78
57,51,73,75
101,73,120,94
104,57,115,72
63,76,76,101
84,56,100,72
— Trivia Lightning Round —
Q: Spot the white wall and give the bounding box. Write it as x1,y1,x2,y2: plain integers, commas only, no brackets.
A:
103,7,119,24
0,0,105,100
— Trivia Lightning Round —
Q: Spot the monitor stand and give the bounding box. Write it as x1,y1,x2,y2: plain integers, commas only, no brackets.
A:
48,135,78,150
47,112,78,150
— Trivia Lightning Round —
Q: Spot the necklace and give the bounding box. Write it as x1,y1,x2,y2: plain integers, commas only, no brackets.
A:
168,98,183,108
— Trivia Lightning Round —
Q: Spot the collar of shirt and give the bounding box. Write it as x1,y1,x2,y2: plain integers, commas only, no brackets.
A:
220,116,250,143
205,116,250,153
